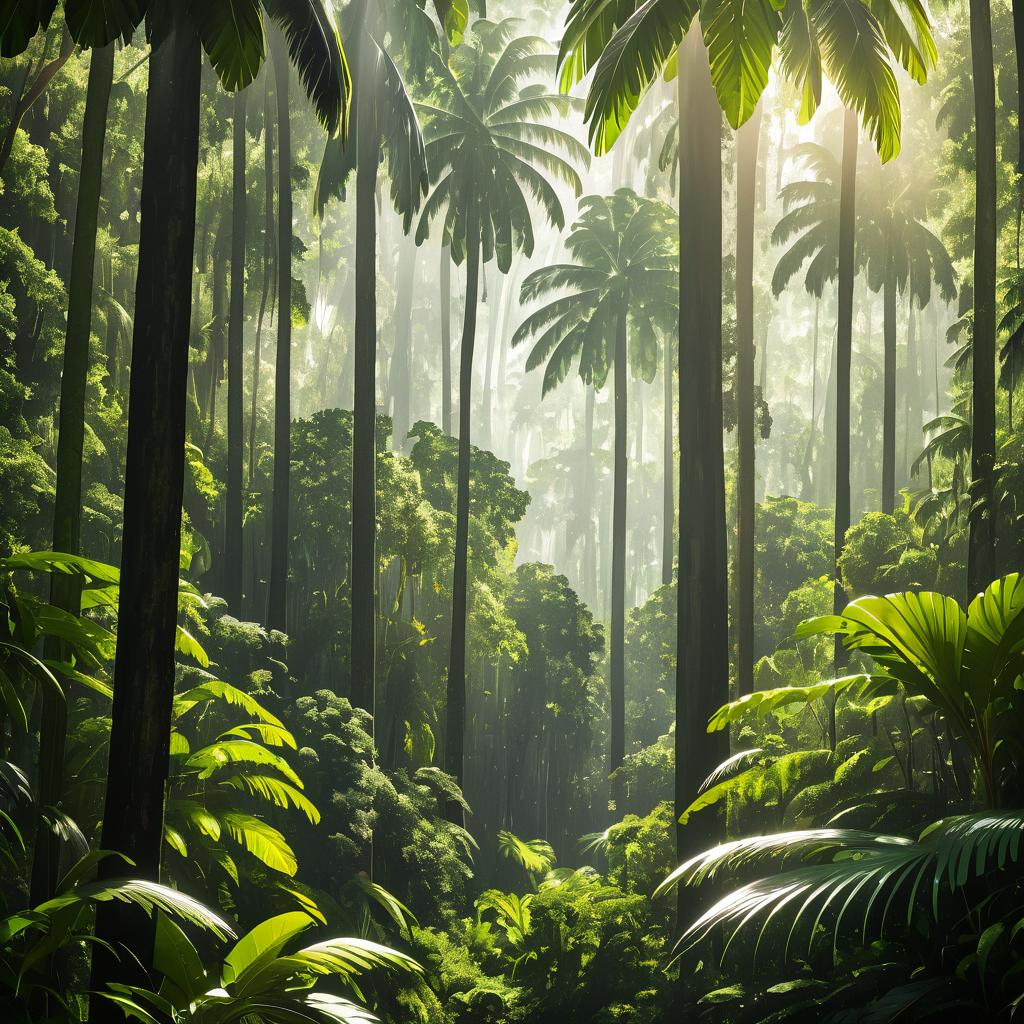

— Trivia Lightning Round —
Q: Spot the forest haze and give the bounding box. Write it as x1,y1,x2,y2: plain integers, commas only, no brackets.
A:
1,0,1024,1021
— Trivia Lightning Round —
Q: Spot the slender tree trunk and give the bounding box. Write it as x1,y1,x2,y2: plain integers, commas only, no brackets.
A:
610,304,628,789
802,298,821,498
441,250,453,433
969,0,997,593
351,29,379,715
832,108,859,748
736,104,761,696
904,297,919,485
1014,0,1024,173
249,72,275,486
32,42,114,905
391,236,415,448
225,89,246,612
675,32,729,905
267,29,292,631
481,270,503,451
446,200,480,824
585,386,596,604
89,14,201,1019
882,257,897,515
661,329,673,586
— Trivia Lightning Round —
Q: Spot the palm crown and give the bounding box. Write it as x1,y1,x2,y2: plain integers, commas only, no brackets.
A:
559,0,935,160
860,179,957,309
512,189,678,394
771,142,844,298
415,19,590,269
0,0,351,135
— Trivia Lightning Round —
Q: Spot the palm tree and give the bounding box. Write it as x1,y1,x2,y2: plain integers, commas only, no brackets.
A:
512,188,677,786
416,19,588,817
860,180,957,514
558,0,936,896
315,0,435,716
0,7,350,1016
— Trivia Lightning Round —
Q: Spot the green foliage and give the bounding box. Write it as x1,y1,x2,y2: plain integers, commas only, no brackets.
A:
513,189,677,395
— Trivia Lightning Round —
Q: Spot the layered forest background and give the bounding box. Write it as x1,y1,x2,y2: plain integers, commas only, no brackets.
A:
3,0,1024,1021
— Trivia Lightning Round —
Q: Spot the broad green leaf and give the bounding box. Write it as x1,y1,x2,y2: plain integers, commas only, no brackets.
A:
707,676,866,731
223,911,316,986
700,0,779,128
190,0,265,91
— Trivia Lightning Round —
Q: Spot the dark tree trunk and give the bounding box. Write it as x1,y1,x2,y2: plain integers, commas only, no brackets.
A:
267,30,292,631
441,249,452,434
610,304,628,788
446,200,480,824
969,0,997,593
1014,0,1024,172
675,32,729,910
391,236,416,448
736,103,761,696
661,328,673,587
225,88,247,612
89,13,201,1019
32,42,114,906
249,73,275,487
350,31,379,715
833,107,859,748
882,255,896,515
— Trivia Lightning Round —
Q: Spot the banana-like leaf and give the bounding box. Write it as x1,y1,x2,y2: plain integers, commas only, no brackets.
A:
0,0,59,57
221,811,298,875
497,830,555,874
191,0,265,91
223,773,321,823
664,812,1024,964
38,877,236,941
707,675,868,731
174,679,285,728
223,910,316,985
65,0,146,46
263,0,351,136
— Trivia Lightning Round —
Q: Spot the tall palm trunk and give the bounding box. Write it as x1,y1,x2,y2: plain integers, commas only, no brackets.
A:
267,30,292,631
351,31,379,715
1014,0,1024,172
440,250,452,433
446,199,480,824
661,329,673,586
481,271,503,450
249,74,275,487
969,0,997,593
832,107,859,749
675,32,729,905
585,386,596,604
882,249,897,515
391,236,416,448
225,89,247,612
736,103,761,696
32,42,114,905
802,298,821,499
89,13,201,1018
610,304,628,787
